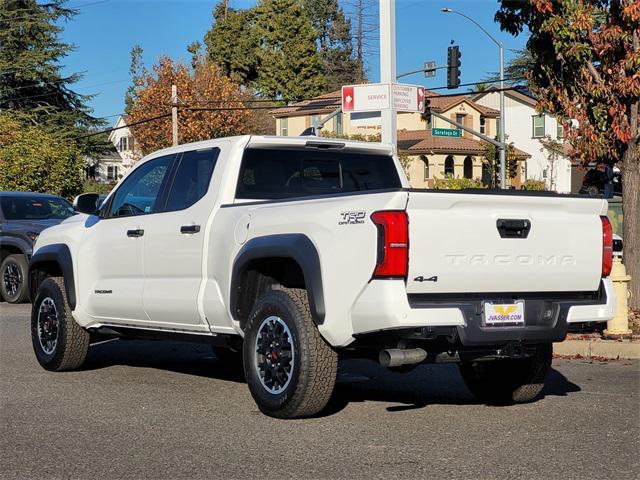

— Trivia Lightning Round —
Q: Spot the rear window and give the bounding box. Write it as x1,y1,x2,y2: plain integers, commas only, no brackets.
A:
1,196,75,220
236,148,401,200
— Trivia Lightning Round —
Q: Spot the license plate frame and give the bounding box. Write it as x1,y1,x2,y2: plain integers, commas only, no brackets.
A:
483,301,525,327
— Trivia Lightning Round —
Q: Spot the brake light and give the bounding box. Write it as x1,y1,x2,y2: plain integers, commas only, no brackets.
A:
371,211,408,279
601,216,613,277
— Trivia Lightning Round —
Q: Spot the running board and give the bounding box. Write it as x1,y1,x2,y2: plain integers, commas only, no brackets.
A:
89,325,242,348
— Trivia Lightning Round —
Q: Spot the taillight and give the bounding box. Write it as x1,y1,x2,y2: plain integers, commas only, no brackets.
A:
601,216,613,277
371,210,408,279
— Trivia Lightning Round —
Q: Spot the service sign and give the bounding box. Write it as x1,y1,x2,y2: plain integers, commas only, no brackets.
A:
342,83,425,113
342,83,390,113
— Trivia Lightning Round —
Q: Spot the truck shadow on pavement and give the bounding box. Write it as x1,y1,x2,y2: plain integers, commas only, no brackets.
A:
82,339,581,415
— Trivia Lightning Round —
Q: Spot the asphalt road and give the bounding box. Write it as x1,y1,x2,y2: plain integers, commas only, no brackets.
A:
1,303,639,480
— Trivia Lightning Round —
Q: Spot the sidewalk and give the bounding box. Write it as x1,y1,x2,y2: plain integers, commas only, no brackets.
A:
554,334,640,360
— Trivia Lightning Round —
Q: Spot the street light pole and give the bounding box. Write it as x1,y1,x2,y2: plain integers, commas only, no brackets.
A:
379,0,397,150
441,8,506,189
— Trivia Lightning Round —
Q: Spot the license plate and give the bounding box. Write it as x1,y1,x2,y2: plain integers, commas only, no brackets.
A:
483,301,525,326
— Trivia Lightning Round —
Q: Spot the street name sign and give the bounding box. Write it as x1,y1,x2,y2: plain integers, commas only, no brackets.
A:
424,61,436,78
342,83,425,113
432,128,462,137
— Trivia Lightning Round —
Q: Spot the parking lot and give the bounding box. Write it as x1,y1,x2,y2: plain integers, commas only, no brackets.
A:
1,302,638,480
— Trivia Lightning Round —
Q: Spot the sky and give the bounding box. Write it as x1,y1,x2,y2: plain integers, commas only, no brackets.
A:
59,0,529,125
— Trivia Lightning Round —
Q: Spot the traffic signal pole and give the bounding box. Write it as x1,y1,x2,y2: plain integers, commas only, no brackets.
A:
379,0,397,150
498,42,506,189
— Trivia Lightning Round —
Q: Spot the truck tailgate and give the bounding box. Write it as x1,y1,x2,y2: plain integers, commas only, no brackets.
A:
406,191,606,294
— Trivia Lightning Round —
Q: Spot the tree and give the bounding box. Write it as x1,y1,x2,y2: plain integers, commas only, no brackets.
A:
204,2,259,85
254,0,326,99
342,0,376,83
304,0,359,91
0,113,84,198
539,136,565,192
495,0,640,309
127,57,252,155
482,141,518,188
0,0,103,151
124,45,147,115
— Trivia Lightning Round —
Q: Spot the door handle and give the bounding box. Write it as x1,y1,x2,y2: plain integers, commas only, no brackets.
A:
180,225,201,234
127,229,144,238
496,219,531,239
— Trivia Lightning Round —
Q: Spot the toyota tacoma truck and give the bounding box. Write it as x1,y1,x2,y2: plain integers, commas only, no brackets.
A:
28,136,616,418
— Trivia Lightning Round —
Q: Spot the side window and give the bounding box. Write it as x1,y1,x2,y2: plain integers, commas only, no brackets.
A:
165,148,219,212
108,155,173,218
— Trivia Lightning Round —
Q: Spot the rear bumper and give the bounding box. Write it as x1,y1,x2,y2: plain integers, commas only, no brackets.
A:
349,279,615,346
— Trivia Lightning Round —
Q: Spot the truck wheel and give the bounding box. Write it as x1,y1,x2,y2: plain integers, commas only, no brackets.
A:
458,343,552,405
31,277,89,372
1,254,29,303
243,288,338,419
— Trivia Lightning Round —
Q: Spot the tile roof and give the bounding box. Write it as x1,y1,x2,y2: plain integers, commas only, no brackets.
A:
397,129,530,158
426,90,499,116
270,90,341,117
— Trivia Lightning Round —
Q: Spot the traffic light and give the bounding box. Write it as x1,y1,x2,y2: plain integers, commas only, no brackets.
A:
422,97,431,124
508,160,518,178
447,45,461,89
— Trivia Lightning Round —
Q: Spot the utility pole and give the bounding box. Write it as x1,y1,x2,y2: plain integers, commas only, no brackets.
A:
171,84,178,147
379,0,397,149
498,42,506,189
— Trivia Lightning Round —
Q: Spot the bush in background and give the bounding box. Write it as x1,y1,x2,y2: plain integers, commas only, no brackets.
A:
83,179,114,196
433,175,484,190
0,114,84,199
521,180,547,191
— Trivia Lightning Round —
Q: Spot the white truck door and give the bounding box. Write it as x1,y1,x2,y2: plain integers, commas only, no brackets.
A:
141,146,222,329
78,154,176,323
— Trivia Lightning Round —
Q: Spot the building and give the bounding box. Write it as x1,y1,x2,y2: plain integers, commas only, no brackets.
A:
85,116,139,184
270,90,529,189
473,88,572,192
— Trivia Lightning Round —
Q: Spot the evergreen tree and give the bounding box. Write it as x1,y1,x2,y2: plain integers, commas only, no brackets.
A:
0,0,103,150
204,2,259,85
304,0,359,91
124,45,147,115
255,0,326,99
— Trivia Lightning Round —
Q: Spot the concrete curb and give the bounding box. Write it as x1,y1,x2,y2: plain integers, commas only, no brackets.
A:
554,339,640,360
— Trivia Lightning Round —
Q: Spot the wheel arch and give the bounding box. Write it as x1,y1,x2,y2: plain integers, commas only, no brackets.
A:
230,234,325,330
1,238,29,263
28,243,76,309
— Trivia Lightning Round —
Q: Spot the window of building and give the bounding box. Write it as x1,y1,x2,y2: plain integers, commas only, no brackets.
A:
165,148,219,212
480,116,486,134
532,115,545,138
557,123,564,139
421,155,429,181
118,137,129,152
455,113,465,126
335,114,343,135
109,155,173,217
463,156,473,179
444,156,454,176
280,118,288,136
107,165,117,181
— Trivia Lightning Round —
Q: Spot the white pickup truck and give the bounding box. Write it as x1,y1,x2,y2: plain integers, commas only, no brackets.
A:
29,136,615,418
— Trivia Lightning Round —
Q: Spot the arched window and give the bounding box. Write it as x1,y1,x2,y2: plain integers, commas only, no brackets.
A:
463,156,473,179
421,155,429,180
444,156,454,176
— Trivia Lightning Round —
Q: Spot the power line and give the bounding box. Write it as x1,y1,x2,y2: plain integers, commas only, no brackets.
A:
78,113,172,139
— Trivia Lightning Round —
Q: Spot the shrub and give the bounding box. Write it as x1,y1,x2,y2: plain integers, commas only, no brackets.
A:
0,114,84,199
521,180,547,191
433,175,485,190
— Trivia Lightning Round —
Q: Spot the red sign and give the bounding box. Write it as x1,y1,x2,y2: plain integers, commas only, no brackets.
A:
342,86,355,112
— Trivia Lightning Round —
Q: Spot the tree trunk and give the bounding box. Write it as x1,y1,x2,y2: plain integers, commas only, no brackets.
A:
622,141,639,310
356,0,363,83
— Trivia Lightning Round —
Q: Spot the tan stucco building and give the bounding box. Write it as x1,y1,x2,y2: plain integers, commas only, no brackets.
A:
270,89,529,188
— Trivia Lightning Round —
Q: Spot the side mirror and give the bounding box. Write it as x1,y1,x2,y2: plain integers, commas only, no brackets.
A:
73,193,100,215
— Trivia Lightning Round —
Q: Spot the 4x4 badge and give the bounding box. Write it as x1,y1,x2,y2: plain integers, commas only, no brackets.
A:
413,276,438,283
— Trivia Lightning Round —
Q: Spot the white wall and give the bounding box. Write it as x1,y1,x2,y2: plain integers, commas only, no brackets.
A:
108,116,138,172
475,92,572,192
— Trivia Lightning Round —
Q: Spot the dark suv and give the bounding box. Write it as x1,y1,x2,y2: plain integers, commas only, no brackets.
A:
0,192,76,303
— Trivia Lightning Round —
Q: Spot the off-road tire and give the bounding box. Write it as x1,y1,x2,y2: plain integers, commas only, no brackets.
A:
31,277,89,371
1,254,29,303
243,288,338,419
459,343,552,405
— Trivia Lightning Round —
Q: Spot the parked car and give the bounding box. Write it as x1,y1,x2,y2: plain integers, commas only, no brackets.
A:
28,136,615,418
579,167,622,196
0,191,76,303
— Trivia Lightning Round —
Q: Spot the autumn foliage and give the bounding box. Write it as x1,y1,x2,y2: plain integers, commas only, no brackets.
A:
127,57,252,155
